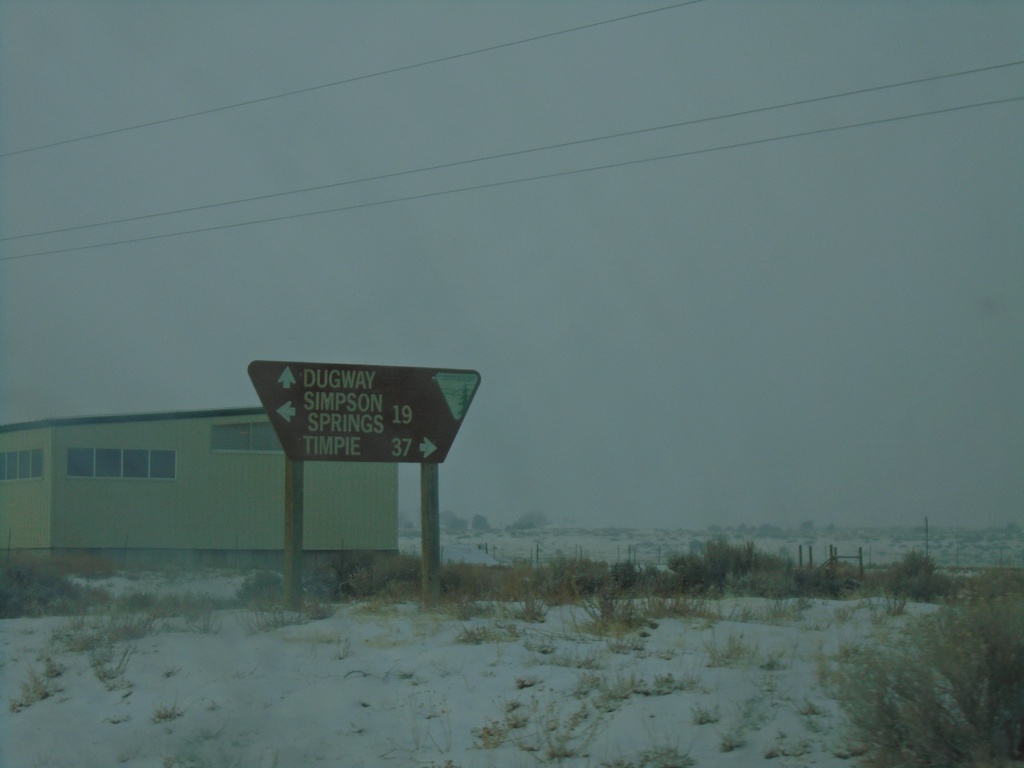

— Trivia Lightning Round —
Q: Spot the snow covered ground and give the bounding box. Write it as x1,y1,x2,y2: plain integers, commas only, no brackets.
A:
1,568,938,768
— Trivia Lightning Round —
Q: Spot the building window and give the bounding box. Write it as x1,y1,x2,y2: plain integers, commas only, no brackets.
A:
0,449,43,481
250,423,281,452
67,448,94,477
123,449,149,478
150,450,176,479
211,422,282,453
95,448,122,478
66,448,176,479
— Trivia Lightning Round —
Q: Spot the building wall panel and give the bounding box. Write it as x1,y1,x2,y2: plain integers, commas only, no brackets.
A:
304,462,397,550
40,410,397,552
0,427,52,549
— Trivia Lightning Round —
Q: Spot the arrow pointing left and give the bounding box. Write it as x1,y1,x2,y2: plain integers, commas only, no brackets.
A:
277,401,296,422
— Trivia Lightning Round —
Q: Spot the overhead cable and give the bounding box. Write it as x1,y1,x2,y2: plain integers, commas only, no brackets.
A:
0,1,706,159
4,58,1021,244
3,93,1020,263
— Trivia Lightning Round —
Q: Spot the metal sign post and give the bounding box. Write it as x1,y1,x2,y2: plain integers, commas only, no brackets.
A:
283,458,304,608
420,463,441,606
248,360,479,607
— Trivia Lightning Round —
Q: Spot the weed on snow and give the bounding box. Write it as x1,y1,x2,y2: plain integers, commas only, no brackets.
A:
703,632,756,667
237,605,307,633
600,744,695,768
89,642,135,690
51,611,156,652
151,699,185,723
455,623,517,645
504,594,549,623
519,699,604,761
8,661,64,712
578,592,656,635
691,702,720,725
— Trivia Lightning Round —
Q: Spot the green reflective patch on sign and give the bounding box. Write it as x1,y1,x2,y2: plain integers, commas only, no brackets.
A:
434,372,480,421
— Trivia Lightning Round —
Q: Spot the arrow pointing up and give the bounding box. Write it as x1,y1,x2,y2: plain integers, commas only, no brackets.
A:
278,367,296,388
277,401,296,422
419,437,437,459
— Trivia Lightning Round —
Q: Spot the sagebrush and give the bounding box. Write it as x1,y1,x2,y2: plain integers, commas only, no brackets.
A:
833,587,1024,767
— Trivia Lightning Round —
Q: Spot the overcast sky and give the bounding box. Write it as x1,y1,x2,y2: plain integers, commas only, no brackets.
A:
2,1,1022,530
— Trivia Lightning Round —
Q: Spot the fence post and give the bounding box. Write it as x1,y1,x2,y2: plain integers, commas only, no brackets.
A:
808,546,813,570
858,546,864,578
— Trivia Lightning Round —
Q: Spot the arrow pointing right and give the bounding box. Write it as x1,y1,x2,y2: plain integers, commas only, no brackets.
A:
277,401,296,422
419,437,437,459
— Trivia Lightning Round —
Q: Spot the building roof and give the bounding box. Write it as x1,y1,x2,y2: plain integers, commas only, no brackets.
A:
0,407,266,435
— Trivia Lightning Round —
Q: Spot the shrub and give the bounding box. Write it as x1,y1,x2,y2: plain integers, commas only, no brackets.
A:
881,550,957,602
961,569,1024,603
234,569,284,606
610,561,640,592
579,590,653,635
794,565,844,599
666,537,794,596
505,594,548,623
0,557,102,617
540,557,610,600
441,563,493,598
834,590,1024,766
318,552,420,600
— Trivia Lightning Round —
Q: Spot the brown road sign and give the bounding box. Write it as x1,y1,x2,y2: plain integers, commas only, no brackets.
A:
247,360,480,463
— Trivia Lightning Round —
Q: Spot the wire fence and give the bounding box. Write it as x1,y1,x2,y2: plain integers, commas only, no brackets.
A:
399,530,1024,571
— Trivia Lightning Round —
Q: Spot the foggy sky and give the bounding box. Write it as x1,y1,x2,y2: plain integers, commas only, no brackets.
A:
2,1,1022,530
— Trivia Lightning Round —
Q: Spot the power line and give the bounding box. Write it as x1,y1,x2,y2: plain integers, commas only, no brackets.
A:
0,0,706,159
4,93,1019,264
5,58,1021,244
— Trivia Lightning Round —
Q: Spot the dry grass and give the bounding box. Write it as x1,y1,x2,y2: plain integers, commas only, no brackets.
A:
51,611,157,652
703,632,756,668
599,744,694,768
151,700,185,723
8,659,65,712
89,643,135,690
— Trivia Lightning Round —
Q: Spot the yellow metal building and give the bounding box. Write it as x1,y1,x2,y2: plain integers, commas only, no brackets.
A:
0,408,397,566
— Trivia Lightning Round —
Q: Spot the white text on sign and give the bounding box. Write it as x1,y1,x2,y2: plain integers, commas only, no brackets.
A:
302,435,362,456
302,368,376,389
301,371,385,435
